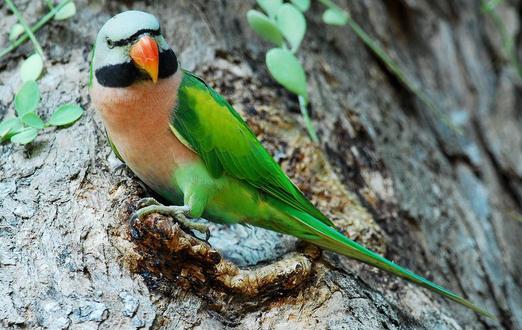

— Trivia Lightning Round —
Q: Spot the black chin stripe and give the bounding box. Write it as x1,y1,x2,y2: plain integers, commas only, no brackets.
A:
159,49,178,78
95,49,178,88
112,28,161,47
95,62,138,87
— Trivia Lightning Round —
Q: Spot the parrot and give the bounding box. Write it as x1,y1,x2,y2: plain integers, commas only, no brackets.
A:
89,11,493,319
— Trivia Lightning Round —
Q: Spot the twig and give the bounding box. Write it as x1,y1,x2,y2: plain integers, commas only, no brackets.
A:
298,95,319,143
4,0,44,58
0,0,72,60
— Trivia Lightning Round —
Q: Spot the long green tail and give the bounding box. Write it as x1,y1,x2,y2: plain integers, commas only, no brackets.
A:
270,199,495,319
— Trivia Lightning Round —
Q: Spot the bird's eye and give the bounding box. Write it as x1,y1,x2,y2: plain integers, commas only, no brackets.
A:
106,38,114,49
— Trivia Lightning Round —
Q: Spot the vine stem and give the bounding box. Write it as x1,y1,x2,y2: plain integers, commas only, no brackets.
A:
298,95,319,143
480,0,522,79
0,0,72,60
4,0,44,58
317,0,459,133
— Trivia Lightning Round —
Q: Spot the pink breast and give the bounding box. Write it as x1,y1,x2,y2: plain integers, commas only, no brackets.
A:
90,71,199,192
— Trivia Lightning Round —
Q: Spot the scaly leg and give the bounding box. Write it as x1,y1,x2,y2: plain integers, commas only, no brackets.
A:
130,198,210,240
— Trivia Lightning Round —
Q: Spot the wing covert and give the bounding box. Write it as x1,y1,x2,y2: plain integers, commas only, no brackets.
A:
171,70,333,227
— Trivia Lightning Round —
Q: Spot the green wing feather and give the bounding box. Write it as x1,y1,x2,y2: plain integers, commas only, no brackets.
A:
88,43,95,88
171,70,333,227
171,71,494,319
107,134,123,162
273,198,495,319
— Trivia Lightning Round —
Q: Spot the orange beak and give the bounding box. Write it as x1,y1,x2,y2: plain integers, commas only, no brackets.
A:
130,35,159,83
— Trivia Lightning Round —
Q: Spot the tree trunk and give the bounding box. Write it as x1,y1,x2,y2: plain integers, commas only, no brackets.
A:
1,0,521,329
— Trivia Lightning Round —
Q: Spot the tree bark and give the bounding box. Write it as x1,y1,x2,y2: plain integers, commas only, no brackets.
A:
1,0,521,329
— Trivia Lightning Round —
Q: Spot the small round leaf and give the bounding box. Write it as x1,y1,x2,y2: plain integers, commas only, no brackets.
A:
10,127,38,144
0,118,22,141
22,112,45,129
257,0,283,17
266,48,308,100
15,80,40,116
322,8,349,26
9,23,24,42
54,2,76,20
247,10,284,46
48,103,84,126
20,53,44,82
290,0,310,12
275,4,306,52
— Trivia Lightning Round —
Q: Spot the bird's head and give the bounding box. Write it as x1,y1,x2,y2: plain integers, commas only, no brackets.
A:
92,11,178,88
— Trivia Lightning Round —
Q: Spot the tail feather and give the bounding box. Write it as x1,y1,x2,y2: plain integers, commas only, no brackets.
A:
272,200,495,319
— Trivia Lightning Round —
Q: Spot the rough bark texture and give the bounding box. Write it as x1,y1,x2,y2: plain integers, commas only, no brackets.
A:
1,0,521,329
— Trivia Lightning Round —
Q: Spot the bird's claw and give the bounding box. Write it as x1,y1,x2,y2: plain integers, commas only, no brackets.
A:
136,197,161,209
114,163,131,176
184,219,211,241
130,200,210,241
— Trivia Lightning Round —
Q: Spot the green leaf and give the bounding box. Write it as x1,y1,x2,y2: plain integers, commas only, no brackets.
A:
21,112,45,129
266,48,308,100
247,10,284,46
257,0,282,17
48,103,84,126
15,81,40,116
322,8,349,26
482,0,502,12
10,127,38,144
54,2,76,20
290,0,310,12
9,23,24,42
0,118,22,142
20,53,44,82
275,4,306,52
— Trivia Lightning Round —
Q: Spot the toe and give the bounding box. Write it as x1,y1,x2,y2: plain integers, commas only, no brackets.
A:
136,197,161,209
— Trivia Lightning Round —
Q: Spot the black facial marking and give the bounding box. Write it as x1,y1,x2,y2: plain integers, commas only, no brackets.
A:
95,49,178,88
159,49,178,78
95,62,138,87
111,28,161,47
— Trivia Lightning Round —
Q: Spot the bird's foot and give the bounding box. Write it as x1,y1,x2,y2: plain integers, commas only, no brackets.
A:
130,199,210,240
114,163,129,176
136,197,162,208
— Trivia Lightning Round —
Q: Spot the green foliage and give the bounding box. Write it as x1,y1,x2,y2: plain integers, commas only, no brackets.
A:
0,118,22,142
322,8,348,25
266,48,308,101
275,4,306,52
10,127,39,144
246,10,284,46
316,0,462,132
20,53,44,81
9,23,24,42
48,104,84,126
291,0,310,12
0,0,83,146
1,83,84,145
15,81,40,116
22,112,45,129
482,0,503,12
0,0,74,59
480,0,522,78
247,0,318,142
257,0,283,18
53,1,76,20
